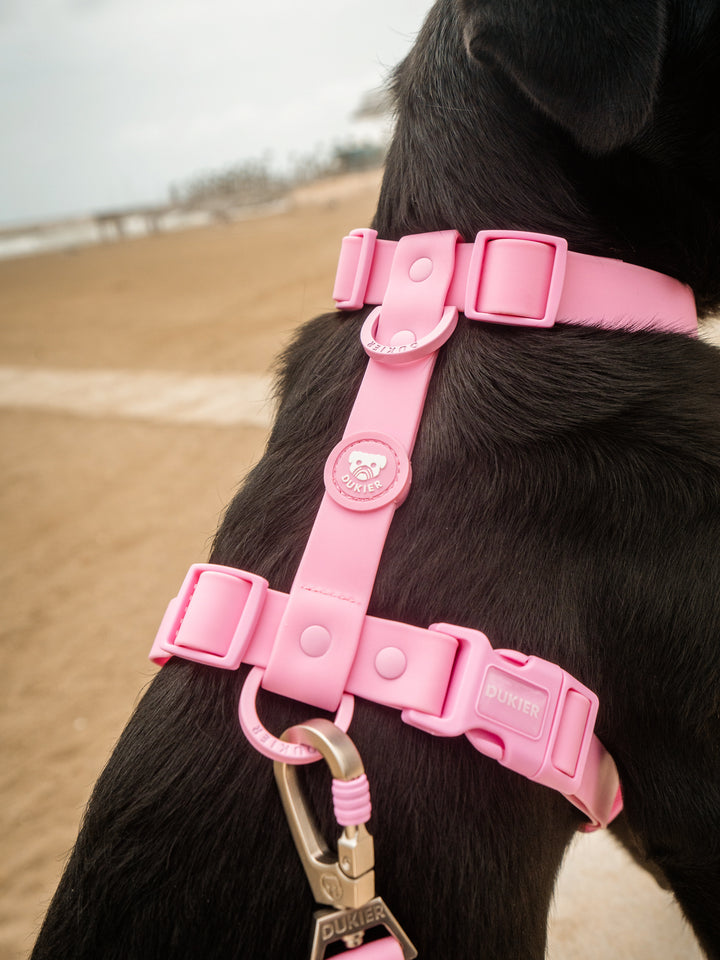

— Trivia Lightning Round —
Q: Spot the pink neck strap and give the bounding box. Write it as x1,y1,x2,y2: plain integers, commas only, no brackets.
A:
151,229,697,833
334,228,697,336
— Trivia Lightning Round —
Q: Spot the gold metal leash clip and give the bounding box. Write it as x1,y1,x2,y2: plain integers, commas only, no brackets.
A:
274,719,417,960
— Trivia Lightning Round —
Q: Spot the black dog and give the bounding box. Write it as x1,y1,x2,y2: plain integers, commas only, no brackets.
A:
31,1,720,957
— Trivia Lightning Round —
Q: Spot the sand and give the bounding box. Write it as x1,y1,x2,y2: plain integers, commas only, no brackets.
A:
0,169,710,959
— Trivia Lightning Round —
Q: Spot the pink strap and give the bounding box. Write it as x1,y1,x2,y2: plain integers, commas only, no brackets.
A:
342,940,405,960
262,232,460,711
151,568,458,716
151,565,622,828
334,228,697,335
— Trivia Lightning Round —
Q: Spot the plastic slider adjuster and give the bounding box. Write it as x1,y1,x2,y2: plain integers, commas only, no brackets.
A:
333,228,378,310
402,624,599,797
150,563,268,669
464,230,568,327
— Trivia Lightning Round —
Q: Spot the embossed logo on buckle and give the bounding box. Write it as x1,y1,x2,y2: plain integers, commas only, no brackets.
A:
402,623,600,796
476,665,549,739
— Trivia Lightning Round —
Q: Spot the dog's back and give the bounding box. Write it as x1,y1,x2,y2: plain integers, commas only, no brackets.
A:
32,2,720,958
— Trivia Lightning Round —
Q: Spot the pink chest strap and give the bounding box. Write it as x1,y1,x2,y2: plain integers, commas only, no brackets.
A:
151,228,697,832
151,562,623,828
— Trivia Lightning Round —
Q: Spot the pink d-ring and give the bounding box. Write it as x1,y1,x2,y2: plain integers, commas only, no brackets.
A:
239,666,355,763
360,304,458,364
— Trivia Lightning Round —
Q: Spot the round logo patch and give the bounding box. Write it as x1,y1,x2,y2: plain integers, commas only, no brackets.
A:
324,432,411,512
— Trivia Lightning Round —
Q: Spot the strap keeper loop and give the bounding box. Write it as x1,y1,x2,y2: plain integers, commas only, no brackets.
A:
333,228,378,310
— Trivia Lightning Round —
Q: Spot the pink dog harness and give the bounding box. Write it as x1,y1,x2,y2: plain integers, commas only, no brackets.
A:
151,229,697,832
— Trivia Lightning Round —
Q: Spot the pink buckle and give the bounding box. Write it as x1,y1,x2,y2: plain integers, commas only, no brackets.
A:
464,230,568,327
333,228,378,310
150,563,268,669
402,624,598,796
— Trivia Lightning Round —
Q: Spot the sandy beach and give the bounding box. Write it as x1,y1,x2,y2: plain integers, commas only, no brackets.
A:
1,169,712,959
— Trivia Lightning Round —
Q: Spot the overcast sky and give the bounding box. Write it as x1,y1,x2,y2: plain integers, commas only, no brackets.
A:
0,0,425,226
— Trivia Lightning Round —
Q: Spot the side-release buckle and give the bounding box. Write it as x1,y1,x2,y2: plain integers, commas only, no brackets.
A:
402,624,598,797
149,563,268,669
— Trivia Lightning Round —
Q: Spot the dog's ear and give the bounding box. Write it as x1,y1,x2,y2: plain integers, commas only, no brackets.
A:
457,0,667,154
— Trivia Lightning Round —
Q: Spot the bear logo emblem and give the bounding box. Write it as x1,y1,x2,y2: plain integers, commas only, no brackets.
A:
348,450,387,481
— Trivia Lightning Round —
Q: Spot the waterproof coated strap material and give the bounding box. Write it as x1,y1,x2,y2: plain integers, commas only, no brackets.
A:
150,564,622,828
150,564,458,717
341,941,406,960
261,231,460,712
334,228,698,335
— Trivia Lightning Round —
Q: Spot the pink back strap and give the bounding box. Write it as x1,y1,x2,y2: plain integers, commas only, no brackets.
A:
262,231,460,711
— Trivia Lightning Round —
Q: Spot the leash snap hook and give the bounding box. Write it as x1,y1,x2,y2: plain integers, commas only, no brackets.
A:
274,719,376,911
274,719,417,960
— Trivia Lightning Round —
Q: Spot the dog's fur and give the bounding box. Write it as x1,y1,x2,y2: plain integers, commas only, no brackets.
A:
32,1,720,957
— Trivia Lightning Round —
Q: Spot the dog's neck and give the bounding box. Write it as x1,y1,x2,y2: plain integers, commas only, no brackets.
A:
374,0,720,316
